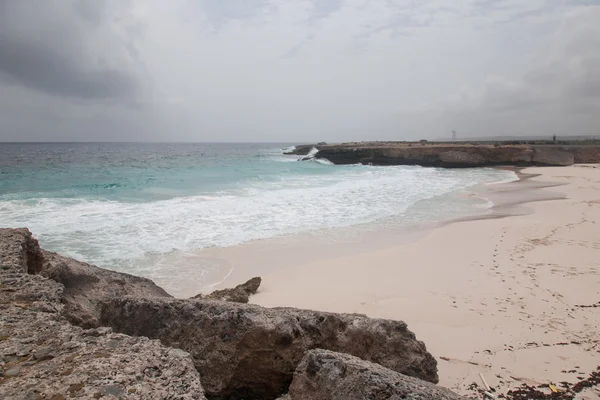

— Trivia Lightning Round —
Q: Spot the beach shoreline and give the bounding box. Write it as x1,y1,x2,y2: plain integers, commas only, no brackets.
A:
163,167,520,297
240,165,599,397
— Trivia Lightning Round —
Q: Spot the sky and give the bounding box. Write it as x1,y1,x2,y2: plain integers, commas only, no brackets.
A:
0,0,599,142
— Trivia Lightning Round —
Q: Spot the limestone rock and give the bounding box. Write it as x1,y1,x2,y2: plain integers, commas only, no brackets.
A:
312,143,599,167
439,151,486,167
533,148,575,166
41,249,171,328
195,277,261,303
289,349,466,400
511,149,534,164
99,297,438,399
0,228,44,274
0,228,206,400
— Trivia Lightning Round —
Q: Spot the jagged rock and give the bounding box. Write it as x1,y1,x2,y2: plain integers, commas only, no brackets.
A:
195,277,261,303
0,228,44,274
439,151,486,167
289,349,466,400
3,228,440,400
40,250,171,328
533,148,575,166
0,228,206,400
99,297,438,399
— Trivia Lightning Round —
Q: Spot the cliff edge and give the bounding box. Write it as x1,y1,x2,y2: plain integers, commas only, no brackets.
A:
286,142,600,167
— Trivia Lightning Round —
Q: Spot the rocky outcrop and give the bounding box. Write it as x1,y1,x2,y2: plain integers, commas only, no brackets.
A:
532,148,575,166
2,228,441,400
301,143,600,167
0,228,206,400
194,276,261,303
0,228,44,274
284,145,314,155
439,151,486,167
41,250,171,328
99,297,438,399
572,146,600,163
289,349,465,400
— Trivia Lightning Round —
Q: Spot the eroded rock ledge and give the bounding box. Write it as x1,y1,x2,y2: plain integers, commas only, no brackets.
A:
100,297,438,399
1,228,462,400
287,143,600,167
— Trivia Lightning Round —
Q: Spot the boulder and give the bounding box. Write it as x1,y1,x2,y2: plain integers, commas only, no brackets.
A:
289,349,466,400
194,276,261,303
439,151,486,167
0,228,206,400
40,250,171,328
533,148,575,166
99,297,439,399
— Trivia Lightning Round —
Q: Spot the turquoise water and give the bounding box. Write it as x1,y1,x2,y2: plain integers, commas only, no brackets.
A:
1,143,516,288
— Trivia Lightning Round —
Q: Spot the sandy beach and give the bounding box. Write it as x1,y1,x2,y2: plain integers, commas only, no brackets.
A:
203,165,600,397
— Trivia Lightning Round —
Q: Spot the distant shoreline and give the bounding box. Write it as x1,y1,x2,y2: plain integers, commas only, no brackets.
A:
286,141,600,168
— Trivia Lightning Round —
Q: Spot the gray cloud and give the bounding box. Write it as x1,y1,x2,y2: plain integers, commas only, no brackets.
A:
0,0,599,142
0,0,144,100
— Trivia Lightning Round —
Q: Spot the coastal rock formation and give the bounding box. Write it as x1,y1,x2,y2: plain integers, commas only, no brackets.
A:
99,297,438,399
571,146,600,163
40,250,171,328
287,143,600,167
194,276,261,303
289,349,465,400
2,228,441,400
0,228,44,274
0,228,206,400
284,145,314,155
439,151,486,167
532,148,575,166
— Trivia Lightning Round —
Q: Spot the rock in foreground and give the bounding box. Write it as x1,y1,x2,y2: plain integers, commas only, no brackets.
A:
2,228,441,400
0,228,206,400
194,276,261,303
41,249,172,328
289,349,466,400
100,297,438,399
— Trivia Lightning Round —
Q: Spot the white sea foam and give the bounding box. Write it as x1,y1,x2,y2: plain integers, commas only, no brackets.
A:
312,158,334,165
0,164,516,286
306,147,319,158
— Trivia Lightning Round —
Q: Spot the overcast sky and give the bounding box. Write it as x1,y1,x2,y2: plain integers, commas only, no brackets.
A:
0,0,599,142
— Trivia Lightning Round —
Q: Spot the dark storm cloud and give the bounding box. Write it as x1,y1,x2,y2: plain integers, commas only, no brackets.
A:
0,0,599,142
0,0,143,100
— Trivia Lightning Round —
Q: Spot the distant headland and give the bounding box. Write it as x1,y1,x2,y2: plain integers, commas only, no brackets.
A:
286,139,600,168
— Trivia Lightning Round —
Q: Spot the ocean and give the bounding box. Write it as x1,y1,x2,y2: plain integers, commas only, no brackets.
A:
0,142,516,291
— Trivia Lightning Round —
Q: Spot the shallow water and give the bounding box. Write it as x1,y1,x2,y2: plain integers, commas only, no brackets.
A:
0,142,516,288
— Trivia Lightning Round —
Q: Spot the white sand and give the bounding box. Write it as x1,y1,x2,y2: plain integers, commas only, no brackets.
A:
197,165,600,397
